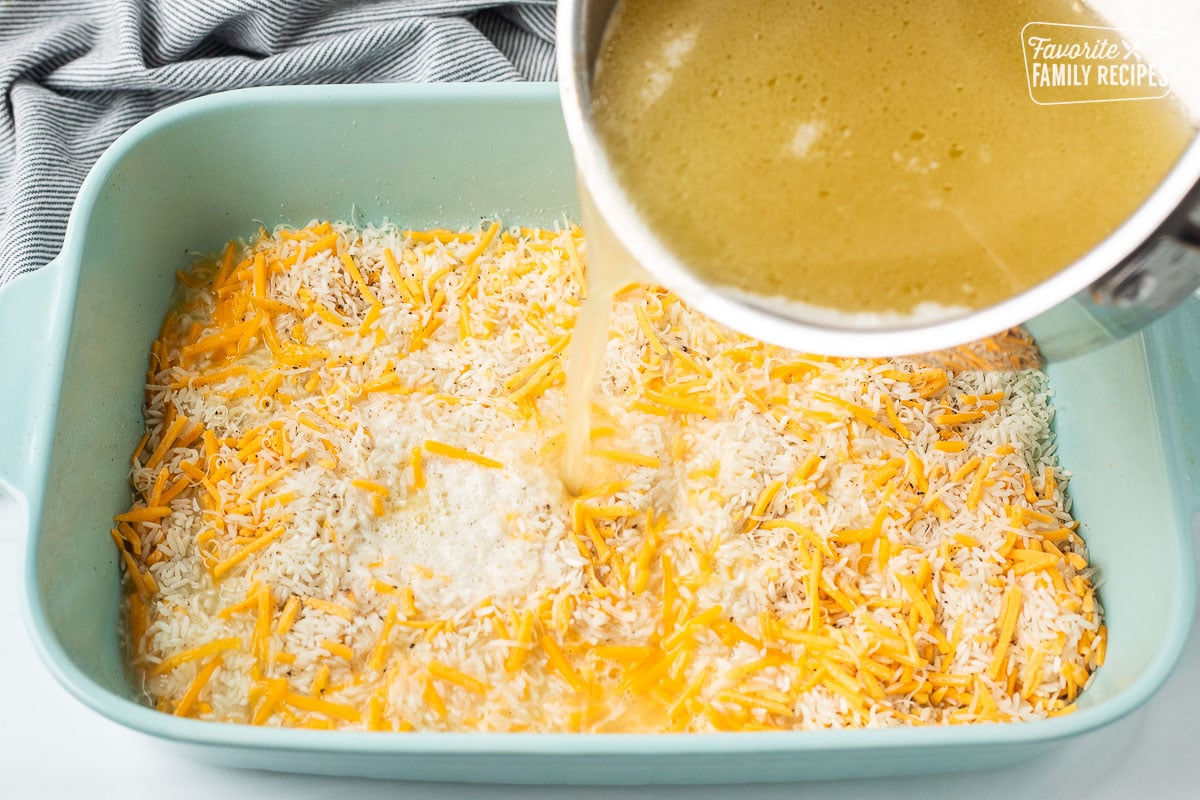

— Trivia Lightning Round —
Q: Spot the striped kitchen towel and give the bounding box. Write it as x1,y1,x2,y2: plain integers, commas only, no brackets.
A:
0,0,557,286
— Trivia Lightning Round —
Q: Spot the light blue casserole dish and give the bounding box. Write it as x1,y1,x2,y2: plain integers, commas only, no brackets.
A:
0,82,1196,784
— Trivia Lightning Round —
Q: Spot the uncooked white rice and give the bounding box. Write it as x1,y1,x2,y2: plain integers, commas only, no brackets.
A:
111,220,1105,732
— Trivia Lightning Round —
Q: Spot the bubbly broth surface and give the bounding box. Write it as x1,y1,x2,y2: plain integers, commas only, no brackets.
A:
590,0,1195,316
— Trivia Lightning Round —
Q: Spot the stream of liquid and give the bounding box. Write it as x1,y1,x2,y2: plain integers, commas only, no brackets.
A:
561,185,636,496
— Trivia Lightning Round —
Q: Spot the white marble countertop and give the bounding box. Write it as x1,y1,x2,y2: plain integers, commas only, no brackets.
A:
1,495,1197,798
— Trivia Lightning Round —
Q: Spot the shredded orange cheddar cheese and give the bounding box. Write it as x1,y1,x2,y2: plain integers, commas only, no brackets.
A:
114,221,1102,733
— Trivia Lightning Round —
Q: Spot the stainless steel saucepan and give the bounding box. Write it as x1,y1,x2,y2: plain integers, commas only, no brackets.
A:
557,0,1200,360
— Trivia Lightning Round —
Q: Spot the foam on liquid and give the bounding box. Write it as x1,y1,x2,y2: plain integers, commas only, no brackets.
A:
589,0,1195,315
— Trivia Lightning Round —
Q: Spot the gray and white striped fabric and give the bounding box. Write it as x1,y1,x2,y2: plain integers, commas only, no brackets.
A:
0,0,558,286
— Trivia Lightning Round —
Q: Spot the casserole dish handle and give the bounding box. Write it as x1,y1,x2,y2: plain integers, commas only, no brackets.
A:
0,258,63,506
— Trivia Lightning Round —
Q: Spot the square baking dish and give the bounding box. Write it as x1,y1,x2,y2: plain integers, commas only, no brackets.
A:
0,82,1195,784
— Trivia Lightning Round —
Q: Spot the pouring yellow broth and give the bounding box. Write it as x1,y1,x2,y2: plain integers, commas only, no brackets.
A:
589,0,1195,319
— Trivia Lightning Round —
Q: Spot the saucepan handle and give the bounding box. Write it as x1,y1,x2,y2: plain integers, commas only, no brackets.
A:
0,258,65,510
